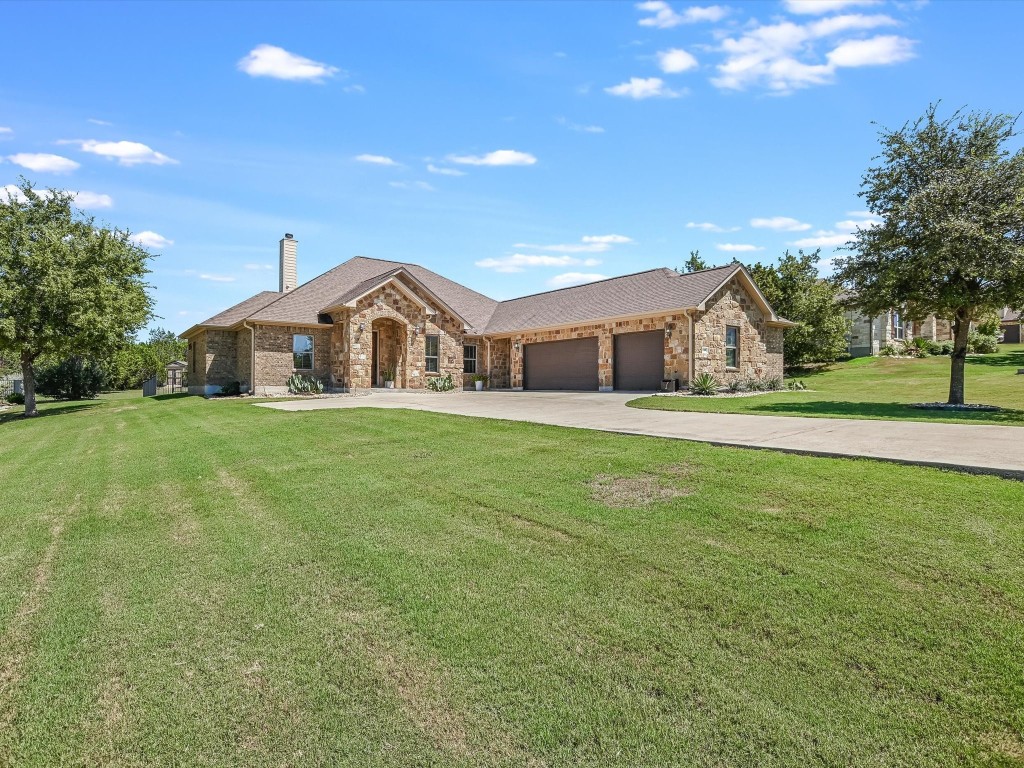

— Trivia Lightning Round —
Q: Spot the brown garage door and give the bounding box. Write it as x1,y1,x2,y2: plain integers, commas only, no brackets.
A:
523,337,599,390
1004,324,1021,344
614,330,665,391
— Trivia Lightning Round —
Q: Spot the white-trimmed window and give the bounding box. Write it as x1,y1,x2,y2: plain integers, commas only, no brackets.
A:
725,325,739,369
893,312,905,340
425,334,439,373
463,344,477,374
293,334,314,370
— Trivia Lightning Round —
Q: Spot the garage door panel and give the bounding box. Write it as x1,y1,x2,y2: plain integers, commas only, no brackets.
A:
524,337,598,390
614,330,664,391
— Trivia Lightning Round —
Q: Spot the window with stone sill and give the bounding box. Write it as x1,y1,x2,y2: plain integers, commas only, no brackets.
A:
725,325,739,369
463,344,477,374
425,334,439,373
293,334,314,370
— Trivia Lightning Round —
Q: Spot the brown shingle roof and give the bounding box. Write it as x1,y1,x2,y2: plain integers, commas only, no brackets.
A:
198,290,282,328
247,257,500,332
1001,308,1021,323
482,265,740,334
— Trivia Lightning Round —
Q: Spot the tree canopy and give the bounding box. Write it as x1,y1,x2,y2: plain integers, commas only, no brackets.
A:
748,250,850,366
0,179,153,415
834,104,1024,404
678,250,709,273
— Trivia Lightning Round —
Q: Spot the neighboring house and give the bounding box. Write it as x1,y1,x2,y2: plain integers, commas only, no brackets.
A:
844,306,953,357
0,374,23,398
165,360,187,389
180,234,794,395
1000,308,1022,344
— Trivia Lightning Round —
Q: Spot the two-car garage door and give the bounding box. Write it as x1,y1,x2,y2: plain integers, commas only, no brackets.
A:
522,331,664,391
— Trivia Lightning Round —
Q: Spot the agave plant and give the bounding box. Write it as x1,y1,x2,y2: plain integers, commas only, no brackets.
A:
689,372,719,396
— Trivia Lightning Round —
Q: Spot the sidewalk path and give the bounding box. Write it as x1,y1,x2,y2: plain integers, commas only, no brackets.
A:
258,391,1024,479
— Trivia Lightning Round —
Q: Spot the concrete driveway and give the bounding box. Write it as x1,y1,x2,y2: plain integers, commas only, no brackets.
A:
258,390,1024,479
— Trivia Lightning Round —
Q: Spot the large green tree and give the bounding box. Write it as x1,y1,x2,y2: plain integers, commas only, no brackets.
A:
0,180,153,416
749,250,850,366
835,105,1024,404
678,250,709,273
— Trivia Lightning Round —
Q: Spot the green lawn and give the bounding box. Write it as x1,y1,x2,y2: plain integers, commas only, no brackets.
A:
629,343,1024,426
1,395,1022,766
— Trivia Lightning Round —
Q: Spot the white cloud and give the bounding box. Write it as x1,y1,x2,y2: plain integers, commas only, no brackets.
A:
556,117,605,134
790,231,851,248
0,127,12,139
657,48,699,73
199,273,236,283
834,218,878,230
750,216,812,231
343,84,366,94
6,153,80,173
72,190,113,209
426,163,466,176
131,231,173,249
582,234,633,244
605,77,683,99
245,263,275,270
784,0,881,14
64,139,177,166
686,221,739,233
476,254,603,273
389,180,434,191
448,149,537,166
547,272,610,288
716,243,764,252
237,44,339,82
87,118,113,126
514,242,610,253
1,185,112,208
712,14,912,93
827,35,916,67
355,153,399,166
636,1,728,28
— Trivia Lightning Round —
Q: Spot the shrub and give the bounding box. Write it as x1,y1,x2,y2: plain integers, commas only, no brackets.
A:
219,380,242,397
5,392,25,405
689,372,718,396
967,331,999,354
763,376,785,391
35,357,106,400
728,379,746,393
471,373,489,383
787,379,807,391
879,344,898,356
911,337,931,357
426,374,455,392
286,374,323,394
746,377,766,392
937,340,954,355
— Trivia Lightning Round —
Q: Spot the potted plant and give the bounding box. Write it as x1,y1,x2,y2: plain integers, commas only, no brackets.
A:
382,367,396,389
472,373,488,391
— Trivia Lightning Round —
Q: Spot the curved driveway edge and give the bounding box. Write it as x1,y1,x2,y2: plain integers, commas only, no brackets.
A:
256,391,1024,480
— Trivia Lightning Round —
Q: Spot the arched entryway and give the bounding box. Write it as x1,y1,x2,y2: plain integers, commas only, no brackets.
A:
371,317,408,387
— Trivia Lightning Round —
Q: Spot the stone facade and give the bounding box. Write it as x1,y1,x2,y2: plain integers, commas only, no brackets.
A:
505,315,692,390
187,270,787,394
845,309,954,357
692,278,783,384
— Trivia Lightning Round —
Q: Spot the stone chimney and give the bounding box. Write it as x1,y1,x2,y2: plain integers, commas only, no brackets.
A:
279,233,297,293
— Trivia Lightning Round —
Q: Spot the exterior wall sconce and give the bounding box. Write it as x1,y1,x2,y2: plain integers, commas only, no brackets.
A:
358,322,366,332
665,323,674,339
513,341,521,352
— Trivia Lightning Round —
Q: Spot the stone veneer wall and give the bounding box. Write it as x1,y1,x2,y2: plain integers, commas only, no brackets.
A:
488,338,511,389
505,315,690,390
693,278,781,384
253,324,332,393
335,281,465,390
236,327,253,392
188,336,206,389
204,330,239,388
461,336,489,389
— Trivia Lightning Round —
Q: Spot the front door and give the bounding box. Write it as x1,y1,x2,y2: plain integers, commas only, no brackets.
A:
372,330,379,386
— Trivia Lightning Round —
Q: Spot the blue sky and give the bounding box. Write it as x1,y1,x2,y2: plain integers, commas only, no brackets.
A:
2,0,1022,334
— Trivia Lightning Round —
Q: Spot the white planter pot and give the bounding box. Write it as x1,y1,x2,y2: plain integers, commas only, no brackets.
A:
384,381,394,389
475,381,484,391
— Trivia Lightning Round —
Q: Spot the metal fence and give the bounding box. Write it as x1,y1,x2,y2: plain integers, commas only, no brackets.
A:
0,378,23,400
142,376,188,397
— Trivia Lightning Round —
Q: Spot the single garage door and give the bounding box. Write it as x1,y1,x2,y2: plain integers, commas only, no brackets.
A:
1004,324,1021,344
523,337,599,390
614,330,665,391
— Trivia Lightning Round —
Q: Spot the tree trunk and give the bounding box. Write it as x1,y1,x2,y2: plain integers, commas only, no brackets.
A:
21,351,38,417
948,312,971,405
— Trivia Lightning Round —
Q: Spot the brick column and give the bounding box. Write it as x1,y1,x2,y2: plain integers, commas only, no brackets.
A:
598,326,613,392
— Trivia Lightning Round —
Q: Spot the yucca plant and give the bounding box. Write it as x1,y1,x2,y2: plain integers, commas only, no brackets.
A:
689,372,719,396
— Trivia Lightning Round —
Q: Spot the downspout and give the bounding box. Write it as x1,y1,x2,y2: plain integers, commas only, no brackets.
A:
243,320,256,396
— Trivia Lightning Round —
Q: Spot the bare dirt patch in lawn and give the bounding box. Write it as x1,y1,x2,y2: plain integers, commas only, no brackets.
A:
589,468,692,509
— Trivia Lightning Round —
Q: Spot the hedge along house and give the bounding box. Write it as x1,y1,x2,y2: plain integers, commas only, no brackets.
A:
180,234,794,395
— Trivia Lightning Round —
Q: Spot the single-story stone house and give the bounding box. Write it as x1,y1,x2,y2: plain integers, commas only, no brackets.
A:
844,307,954,357
180,235,795,395
1000,308,1021,344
